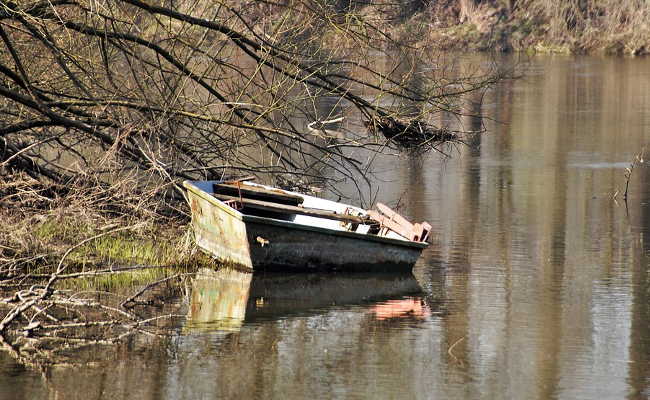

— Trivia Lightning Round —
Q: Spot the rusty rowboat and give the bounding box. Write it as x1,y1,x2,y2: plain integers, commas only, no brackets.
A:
183,180,430,272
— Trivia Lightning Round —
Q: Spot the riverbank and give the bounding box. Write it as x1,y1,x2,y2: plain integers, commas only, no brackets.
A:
0,174,212,282
0,177,215,364
362,1,650,55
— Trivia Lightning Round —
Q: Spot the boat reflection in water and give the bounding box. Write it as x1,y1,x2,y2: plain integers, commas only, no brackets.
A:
370,297,430,321
185,267,430,332
186,268,253,331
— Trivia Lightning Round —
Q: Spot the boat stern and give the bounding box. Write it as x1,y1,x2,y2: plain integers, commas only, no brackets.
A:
184,181,253,269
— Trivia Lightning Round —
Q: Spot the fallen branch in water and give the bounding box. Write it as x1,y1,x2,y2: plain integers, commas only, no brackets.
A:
0,214,198,374
22,265,175,280
363,114,462,151
447,335,466,366
0,224,144,333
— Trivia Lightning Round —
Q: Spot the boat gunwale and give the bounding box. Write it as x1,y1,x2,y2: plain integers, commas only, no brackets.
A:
184,180,245,220
183,180,428,250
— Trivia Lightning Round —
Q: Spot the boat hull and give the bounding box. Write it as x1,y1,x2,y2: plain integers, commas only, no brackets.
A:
243,217,424,271
185,181,427,272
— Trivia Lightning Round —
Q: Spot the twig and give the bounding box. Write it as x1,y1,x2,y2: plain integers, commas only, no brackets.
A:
121,273,186,308
623,149,645,202
30,304,59,323
26,264,173,279
448,335,466,365
40,320,121,330
48,299,137,320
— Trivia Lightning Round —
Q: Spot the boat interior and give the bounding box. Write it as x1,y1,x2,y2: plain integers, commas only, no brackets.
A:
188,179,431,243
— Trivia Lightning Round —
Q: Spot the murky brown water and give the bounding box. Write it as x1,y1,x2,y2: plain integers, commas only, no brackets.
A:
7,54,650,399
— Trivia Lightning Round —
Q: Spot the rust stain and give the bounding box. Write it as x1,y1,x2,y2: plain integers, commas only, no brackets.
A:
191,198,202,216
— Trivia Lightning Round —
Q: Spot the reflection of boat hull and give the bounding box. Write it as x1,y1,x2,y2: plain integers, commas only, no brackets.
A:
184,181,427,272
184,269,426,334
246,272,423,319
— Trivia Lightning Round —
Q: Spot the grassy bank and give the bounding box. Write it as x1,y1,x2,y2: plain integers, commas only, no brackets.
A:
0,173,217,290
0,173,224,363
1,208,213,275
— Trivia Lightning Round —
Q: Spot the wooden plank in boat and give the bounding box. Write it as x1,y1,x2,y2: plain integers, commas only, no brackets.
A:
222,175,256,184
376,203,414,231
418,222,432,242
213,194,370,224
214,183,304,206
366,210,413,241
371,203,431,242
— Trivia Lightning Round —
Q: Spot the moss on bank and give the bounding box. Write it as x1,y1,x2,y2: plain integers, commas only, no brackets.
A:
1,207,216,280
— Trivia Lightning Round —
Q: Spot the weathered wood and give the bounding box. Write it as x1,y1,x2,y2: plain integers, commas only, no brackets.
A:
214,183,304,206
413,223,422,242
367,210,413,240
213,193,371,224
413,222,432,242
376,203,414,230
369,206,432,242
223,175,256,184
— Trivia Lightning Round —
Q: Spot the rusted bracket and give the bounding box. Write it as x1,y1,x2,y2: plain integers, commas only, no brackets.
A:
223,199,242,210
236,181,243,205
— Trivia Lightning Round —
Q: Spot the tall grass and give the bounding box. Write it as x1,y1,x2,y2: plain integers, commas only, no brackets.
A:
520,0,650,54
417,0,650,54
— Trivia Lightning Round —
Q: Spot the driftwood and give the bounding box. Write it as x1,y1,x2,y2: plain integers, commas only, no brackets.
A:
364,115,457,148
17,265,174,280
121,273,186,308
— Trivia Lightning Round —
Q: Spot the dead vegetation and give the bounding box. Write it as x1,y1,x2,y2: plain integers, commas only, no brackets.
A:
0,171,209,368
416,0,650,55
364,115,461,151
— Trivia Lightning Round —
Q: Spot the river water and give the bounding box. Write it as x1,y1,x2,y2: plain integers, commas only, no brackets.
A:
6,54,650,399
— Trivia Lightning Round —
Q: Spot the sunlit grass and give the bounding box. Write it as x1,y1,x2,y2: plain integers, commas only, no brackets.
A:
4,211,220,286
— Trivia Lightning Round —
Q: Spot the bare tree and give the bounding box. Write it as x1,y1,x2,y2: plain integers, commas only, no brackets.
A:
0,0,504,205
0,0,508,366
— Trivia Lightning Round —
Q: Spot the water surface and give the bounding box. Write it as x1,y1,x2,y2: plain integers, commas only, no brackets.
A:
7,54,650,400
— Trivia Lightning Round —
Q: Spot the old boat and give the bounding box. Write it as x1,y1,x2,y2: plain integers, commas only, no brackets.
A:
183,180,431,272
